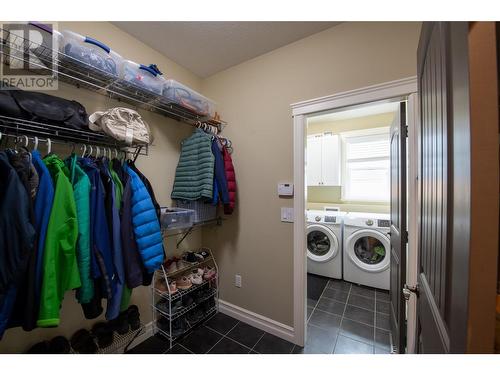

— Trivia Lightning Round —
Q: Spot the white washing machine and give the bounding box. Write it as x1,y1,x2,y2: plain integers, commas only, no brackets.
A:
306,210,346,279
343,212,391,290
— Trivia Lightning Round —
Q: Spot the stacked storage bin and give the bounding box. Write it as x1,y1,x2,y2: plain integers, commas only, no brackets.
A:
60,30,123,77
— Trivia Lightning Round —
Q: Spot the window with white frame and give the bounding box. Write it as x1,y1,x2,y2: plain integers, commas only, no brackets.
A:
341,127,390,202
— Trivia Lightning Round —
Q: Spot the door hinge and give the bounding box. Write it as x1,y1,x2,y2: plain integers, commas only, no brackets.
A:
403,230,409,243
403,284,420,300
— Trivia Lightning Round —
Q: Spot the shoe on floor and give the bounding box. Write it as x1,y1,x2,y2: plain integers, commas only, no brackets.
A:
27,341,50,354
91,322,114,349
70,329,98,354
127,305,141,331
110,311,129,335
176,276,192,290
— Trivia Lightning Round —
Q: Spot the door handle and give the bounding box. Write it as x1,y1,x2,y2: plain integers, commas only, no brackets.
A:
403,284,420,300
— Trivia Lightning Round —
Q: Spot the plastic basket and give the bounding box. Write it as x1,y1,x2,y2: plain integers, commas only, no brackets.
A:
174,200,217,223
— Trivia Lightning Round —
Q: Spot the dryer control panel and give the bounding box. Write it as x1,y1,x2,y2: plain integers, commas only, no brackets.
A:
378,219,390,228
324,216,337,223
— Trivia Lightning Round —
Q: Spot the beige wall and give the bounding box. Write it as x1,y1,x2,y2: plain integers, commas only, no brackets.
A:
0,22,202,353
201,22,421,326
307,112,395,213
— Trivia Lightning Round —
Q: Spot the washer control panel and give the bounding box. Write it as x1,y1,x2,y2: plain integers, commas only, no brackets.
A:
365,219,374,226
325,216,337,223
378,219,390,228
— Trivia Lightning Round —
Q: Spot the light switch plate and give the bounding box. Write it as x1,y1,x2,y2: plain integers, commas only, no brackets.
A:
281,207,294,223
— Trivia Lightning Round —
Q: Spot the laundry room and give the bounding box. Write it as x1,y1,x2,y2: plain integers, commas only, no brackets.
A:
304,101,400,354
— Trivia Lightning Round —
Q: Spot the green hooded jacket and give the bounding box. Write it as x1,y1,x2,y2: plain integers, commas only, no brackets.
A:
37,154,81,327
67,154,93,304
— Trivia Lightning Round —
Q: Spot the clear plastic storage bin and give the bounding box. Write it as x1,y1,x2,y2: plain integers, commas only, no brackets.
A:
174,200,217,223
160,207,195,229
119,60,165,95
60,30,123,77
162,79,216,118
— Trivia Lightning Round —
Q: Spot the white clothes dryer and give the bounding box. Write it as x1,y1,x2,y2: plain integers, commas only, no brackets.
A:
343,212,391,290
306,210,346,279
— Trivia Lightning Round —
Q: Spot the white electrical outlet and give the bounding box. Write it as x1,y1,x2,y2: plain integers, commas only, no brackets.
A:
235,274,242,288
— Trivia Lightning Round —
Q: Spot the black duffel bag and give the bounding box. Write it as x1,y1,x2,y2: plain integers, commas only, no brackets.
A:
0,88,89,130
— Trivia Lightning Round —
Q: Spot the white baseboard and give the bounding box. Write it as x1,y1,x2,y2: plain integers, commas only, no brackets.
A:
218,299,295,344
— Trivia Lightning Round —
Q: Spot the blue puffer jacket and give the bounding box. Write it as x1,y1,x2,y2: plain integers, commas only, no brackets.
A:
124,164,164,273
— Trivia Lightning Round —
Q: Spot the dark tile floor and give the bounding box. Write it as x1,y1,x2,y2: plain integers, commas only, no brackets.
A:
304,273,393,354
126,274,393,354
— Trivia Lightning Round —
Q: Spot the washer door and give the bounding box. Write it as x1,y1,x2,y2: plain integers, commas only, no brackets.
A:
345,229,390,272
307,224,339,263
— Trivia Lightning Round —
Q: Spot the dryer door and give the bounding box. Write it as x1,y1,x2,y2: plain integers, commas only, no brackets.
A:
306,224,339,263
345,229,390,272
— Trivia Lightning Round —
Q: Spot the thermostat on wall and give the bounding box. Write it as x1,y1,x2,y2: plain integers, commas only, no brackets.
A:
278,183,294,197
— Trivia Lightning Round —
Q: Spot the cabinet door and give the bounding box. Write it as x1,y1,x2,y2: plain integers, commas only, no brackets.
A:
321,134,340,186
306,135,323,186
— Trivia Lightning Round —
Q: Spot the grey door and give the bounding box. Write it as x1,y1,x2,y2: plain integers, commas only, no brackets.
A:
416,22,470,353
390,101,407,353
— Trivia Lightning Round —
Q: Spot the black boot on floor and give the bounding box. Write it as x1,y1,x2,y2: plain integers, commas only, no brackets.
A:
27,341,50,354
110,312,130,335
49,336,71,354
126,305,141,331
92,322,114,348
70,329,97,354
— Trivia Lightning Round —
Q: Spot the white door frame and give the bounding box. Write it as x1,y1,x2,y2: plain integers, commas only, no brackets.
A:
290,77,418,347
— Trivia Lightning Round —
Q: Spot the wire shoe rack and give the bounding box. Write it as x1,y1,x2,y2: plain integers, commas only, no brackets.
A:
151,247,219,349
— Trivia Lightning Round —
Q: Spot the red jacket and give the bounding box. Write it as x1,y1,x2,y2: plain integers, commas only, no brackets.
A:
222,146,236,214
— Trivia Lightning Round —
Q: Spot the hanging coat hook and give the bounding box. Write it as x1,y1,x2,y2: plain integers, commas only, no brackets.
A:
114,148,118,158
22,135,29,148
33,136,39,151
81,144,87,157
46,138,52,154
89,145,93,157
96,146,100,158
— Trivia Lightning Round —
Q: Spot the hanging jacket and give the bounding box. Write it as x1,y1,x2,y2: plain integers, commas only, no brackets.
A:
127,160,161,220
66,155,93,305
223,146,236,215
0,152,35,338
120,171,145,288
211,140,230,205
124,163,164,273
78,157,114,296
32,150,54,306
171,129,215,201
37,154,81,327
105,162,125,320
6,150,39,331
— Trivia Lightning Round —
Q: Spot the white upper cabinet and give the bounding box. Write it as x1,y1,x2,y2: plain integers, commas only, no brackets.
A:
306,133,340,186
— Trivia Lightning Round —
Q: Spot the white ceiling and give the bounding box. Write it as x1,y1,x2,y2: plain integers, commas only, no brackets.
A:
112,22,339,78
308,101,400,124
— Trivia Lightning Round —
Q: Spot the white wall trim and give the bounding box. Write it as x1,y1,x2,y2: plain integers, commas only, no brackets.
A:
291,77,418,116
218,299,295,343
290,76,417,350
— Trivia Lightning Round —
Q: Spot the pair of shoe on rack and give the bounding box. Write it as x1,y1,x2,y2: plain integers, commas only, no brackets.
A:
182,249,210,263
156,293,198,315
187,296,217,325
175,266,216,290
155,277,178,295
164,257,191,274
157,316,188,338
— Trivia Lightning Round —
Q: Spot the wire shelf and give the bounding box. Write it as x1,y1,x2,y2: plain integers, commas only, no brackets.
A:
153,288,217,320
0,115,148,155
0,27,225,132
